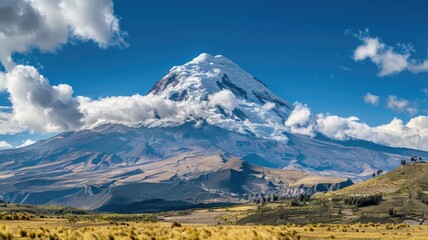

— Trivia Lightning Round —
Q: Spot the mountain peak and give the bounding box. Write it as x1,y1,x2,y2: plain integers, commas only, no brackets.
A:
149,53,288,106
147,53,291,141
191,53,222,62
189,53,234,66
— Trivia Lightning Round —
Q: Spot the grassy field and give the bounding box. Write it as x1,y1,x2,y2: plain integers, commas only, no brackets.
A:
0,218,428,239
0,163,426,239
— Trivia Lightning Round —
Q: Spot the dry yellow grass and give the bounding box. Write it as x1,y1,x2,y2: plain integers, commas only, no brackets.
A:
0,218,427,240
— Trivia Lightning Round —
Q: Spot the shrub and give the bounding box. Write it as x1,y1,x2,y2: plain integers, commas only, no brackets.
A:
19,229,27,237
0,231,13,240
344,194,382,207
29,231,36,239
388,208,396,216
171,222,182,228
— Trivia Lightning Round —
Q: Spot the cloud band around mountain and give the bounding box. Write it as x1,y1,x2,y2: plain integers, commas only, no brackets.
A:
0,4,428,153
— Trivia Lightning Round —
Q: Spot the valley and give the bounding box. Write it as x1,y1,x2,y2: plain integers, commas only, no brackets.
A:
0,163,427,239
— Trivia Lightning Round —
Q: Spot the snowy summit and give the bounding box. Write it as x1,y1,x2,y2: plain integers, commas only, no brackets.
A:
145,53,291,141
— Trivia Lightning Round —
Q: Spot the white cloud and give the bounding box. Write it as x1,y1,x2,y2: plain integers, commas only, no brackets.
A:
387,95,408,112
354,37,383,61
316,115,363,141
262,102,276,111
0,0,125,134
59,0,126,47
352,31,428,76
285,102,314,137
421,88,428,96
208,89,238,111
17,139,36,148
0,0,125,70
364,92,379,105
0,72,6,91
285,102,428,151
386,95,416,115
338,65,351,71
353,36,409,76
79,94,182,127
0,110,22,134
408,60,428,73
406,107,418,116
5,65,83,133
285,102,311,127
0,141,12,149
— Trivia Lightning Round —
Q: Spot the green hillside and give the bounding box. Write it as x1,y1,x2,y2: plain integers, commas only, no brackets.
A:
239,163,428,225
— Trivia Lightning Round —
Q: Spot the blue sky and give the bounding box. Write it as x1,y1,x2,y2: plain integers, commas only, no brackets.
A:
1,0,428,147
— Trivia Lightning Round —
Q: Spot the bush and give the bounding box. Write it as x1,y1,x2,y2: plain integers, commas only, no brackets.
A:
344,194,382,207
171,222,182,228
0,231,13,240
19,229,27,237
388,208,396,216
298,195,311,202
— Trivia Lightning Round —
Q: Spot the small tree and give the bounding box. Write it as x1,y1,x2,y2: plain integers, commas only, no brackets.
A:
389,208,395,216
273,194,279,201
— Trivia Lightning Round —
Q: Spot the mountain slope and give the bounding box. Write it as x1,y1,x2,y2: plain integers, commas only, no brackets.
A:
0,53,428,211
237,163,428,225
324,162,428,199
320,163,428,224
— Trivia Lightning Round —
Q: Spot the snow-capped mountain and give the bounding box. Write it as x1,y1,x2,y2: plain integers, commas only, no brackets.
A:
0,53,427,211
146,53,291,141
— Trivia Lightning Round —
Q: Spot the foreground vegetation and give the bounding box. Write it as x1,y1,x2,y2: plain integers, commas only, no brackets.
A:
0,218,428,240
0,163,426,239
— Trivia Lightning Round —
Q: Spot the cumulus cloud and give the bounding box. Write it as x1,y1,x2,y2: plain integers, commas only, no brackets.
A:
4,65,83,132
0,140,12,149
0,0,125,70
285,102,311,127
79,91,242,128
0,72,6,91
79,94,181,127
386,95,416,115
284,103,314,137
353,36,409,76
285,102,428,151
59,0,126,47
387,95,408,112
16,139,36,148
208,89,238,110
352,30,428,76
0,110,22,134
364,92,379,105
316,115,362,141
0,0,126,133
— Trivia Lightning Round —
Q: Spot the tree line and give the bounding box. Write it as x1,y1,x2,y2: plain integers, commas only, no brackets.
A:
401,156,424,165
344,194,382,207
